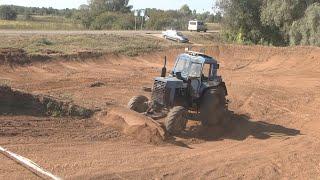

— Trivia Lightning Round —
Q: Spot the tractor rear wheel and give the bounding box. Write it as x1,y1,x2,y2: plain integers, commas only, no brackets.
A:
165,106,188,135
127,95,149,113
200,87,228,127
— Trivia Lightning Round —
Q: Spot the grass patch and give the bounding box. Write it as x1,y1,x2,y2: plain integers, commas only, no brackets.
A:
185,32,222,44
35,38,54,46
0,19,83,30
206,23,222,31
0,33,182,57
0,31,221,60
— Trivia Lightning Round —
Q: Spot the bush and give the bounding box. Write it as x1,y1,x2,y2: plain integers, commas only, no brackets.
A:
72,10,94,29
145,9,188,30
90,12,134,30
289,3,320,46
36,38,54,46
75,3,221,31
217,0,264,44
0,5,17,20
217,0,319,46
91,12,117,29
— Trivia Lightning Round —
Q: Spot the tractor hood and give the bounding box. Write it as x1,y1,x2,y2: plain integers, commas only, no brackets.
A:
152,77,185,106
154,77,184,89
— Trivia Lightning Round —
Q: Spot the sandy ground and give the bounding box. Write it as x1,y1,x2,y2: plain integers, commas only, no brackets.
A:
0,44,320,179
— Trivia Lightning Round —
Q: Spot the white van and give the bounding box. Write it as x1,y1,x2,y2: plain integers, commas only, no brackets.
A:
188,20,207,32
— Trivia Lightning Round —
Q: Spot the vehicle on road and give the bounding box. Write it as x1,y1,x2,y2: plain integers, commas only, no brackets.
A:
188,20,207,32
128,51,229,135
162,30,189,43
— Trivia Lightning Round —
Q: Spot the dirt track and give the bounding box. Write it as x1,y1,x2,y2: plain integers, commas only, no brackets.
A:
0,45,320,179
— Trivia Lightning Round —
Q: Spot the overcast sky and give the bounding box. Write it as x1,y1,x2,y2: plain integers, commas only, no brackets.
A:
0,0,215,13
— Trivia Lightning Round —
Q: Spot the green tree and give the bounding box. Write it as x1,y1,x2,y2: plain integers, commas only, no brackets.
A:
91,12,134,30
145,9,188,30
180,4,192,16
195,11,210,21
260,0,318,43
23,9,32,20
73,8,94,28
88,0,132,14
79,4,90,10
290,3,320,46
217,0,263,44
214,12,222,22
0,5,17,20
216,0,319,46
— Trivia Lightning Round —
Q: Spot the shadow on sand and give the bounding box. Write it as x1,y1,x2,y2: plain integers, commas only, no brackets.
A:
168,111,301,148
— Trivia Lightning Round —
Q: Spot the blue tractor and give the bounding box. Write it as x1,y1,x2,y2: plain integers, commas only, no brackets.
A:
128,51,229,135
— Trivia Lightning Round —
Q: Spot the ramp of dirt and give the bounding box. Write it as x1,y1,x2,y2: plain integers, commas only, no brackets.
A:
0,48,30,65
0,85,93,118
96,106,166,144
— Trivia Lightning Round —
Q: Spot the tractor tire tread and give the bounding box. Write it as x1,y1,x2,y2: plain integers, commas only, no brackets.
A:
127,95,148,113
165,106,187,135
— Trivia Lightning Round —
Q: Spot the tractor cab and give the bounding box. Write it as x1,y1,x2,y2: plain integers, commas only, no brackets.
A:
172,51,220,82
171,51,222,98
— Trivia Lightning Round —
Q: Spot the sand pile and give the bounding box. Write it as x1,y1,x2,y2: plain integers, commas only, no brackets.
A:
96,106,166,144
0,48,30,65
0,85,93,118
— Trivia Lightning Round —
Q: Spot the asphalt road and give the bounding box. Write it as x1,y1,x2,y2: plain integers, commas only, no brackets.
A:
0,30,219,35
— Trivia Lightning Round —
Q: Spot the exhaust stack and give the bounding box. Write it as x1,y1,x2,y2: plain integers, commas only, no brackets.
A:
161,56,167,77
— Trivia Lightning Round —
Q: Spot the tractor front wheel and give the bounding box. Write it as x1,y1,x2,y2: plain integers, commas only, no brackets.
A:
127,95,149,113
165,106,188,135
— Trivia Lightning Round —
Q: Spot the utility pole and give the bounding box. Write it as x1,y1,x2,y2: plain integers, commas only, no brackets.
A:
140,9,145,30
141,16,144,30
135,16,137,31
134,10,139,31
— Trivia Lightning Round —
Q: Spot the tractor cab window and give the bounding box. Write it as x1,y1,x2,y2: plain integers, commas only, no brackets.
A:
202,63,218,81
202,63,211,81
174,57,190,77
212,63,218,78
189,63,202,78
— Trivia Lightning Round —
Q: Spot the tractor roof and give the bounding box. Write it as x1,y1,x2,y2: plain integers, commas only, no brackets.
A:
181,51,218,64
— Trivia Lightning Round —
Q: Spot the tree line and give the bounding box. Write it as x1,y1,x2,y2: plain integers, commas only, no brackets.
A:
0,5,76,20
217,0,320,46
0,1,221,30
73,0,221,30
2,0,317,46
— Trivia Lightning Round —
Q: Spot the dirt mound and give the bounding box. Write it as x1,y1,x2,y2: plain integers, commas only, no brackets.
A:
0,85,93,118
96,106,166,144
0,48,30,65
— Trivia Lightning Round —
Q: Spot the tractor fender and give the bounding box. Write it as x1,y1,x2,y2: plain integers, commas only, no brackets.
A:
201,82,228,98
220,82,228,96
